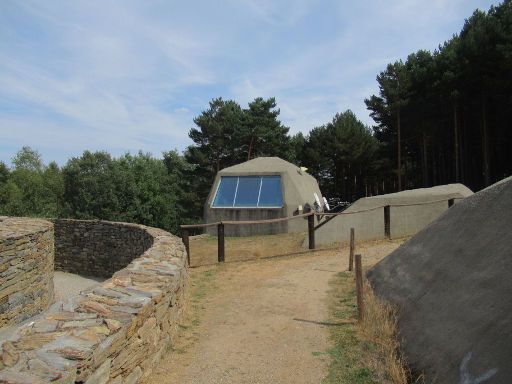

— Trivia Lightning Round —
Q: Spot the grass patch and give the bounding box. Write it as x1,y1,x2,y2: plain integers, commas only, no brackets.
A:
324,271,408,384
168,266,219,355
189,267,218,326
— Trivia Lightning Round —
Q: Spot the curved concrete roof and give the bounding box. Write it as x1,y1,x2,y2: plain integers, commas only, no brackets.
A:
215,157,322,208
345,183,473,212
220,157,305,174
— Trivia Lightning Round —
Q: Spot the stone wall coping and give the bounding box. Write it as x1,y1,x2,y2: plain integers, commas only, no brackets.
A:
0,216,53,240
0,219,188,384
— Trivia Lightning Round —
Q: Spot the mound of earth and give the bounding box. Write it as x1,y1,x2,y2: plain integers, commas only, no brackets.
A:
367,177,512,383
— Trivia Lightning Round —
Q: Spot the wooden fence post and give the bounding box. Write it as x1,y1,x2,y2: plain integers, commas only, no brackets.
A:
355,254,364,322
308,214,315,250
349,228,355,271
181,228,190,266
384,205,391,239
217,223,225,263
448,198,455,207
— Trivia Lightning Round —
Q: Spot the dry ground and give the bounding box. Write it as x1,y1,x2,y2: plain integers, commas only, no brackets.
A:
188,232,338,267
53,271,105,302
143,236,406,384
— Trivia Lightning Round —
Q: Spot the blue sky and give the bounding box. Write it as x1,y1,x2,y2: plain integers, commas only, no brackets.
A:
0,0,500,165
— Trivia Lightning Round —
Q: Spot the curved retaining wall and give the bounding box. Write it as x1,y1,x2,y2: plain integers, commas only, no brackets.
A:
54,220,154,278
0,220,188,384
0,217,54,328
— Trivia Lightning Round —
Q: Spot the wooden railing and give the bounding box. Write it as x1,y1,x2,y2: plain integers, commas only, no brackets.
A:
180,197,457,266
180,212,316,266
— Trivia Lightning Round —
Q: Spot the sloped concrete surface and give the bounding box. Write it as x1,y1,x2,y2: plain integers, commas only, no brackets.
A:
367,177,512,383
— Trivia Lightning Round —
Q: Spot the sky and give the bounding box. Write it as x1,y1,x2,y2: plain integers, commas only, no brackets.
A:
0,0,501,166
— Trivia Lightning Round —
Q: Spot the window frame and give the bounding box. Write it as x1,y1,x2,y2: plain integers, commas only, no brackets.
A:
211,175,283,209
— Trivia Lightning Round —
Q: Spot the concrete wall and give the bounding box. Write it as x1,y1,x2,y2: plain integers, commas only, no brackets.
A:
0,220,189,384
54,219,154,278
315,199,458,246
390,200,450,238
205,207,288,236
315,208,384,246
0,217,54,327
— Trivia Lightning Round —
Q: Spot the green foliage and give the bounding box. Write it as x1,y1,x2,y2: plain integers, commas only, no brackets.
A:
61,151,188,233
0,147,197,234
62,151,118,219
303,111,379,200
0,147,62,218
188,97,245,173
239,97,290,160
12,146,43,171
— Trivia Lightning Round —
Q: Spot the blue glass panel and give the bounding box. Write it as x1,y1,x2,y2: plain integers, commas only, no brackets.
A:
234,177,261,207
258,176,282,207
212,177,237,207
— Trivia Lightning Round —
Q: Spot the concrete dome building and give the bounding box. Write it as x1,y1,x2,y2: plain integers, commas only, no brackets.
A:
204,157,323,236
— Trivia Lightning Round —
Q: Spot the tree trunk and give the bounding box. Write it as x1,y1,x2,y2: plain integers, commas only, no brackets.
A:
432,149,437,185
453,104,460,182
247,136,254,161
481,97,491,187
422,132,429,187
354,174,357,200
397,109,402,191
459,107,465,183
439,151,448,184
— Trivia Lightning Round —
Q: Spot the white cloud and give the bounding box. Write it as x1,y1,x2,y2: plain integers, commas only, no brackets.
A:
0,0,501,164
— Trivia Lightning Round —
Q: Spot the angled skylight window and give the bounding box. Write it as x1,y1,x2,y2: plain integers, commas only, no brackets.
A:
212,176,237,207
258,176,282,207
212,176,282,208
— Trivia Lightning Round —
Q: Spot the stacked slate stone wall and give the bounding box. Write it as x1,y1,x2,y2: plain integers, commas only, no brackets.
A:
0,217,54,327
54,220,154,278
0,220,189,384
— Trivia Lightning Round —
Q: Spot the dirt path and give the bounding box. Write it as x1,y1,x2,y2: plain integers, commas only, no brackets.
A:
145,240,404,384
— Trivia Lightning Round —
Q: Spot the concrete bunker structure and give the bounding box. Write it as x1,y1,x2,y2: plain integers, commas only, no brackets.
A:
367,176,512,383
204,157,324,236
0,217,188,384
314,183,473,246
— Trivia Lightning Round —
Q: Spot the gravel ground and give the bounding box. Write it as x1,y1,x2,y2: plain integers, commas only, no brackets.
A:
53,271,105,302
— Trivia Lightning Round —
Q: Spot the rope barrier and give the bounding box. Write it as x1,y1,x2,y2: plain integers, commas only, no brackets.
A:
320,197,456,216
221,211,314,225
180,197,457,229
